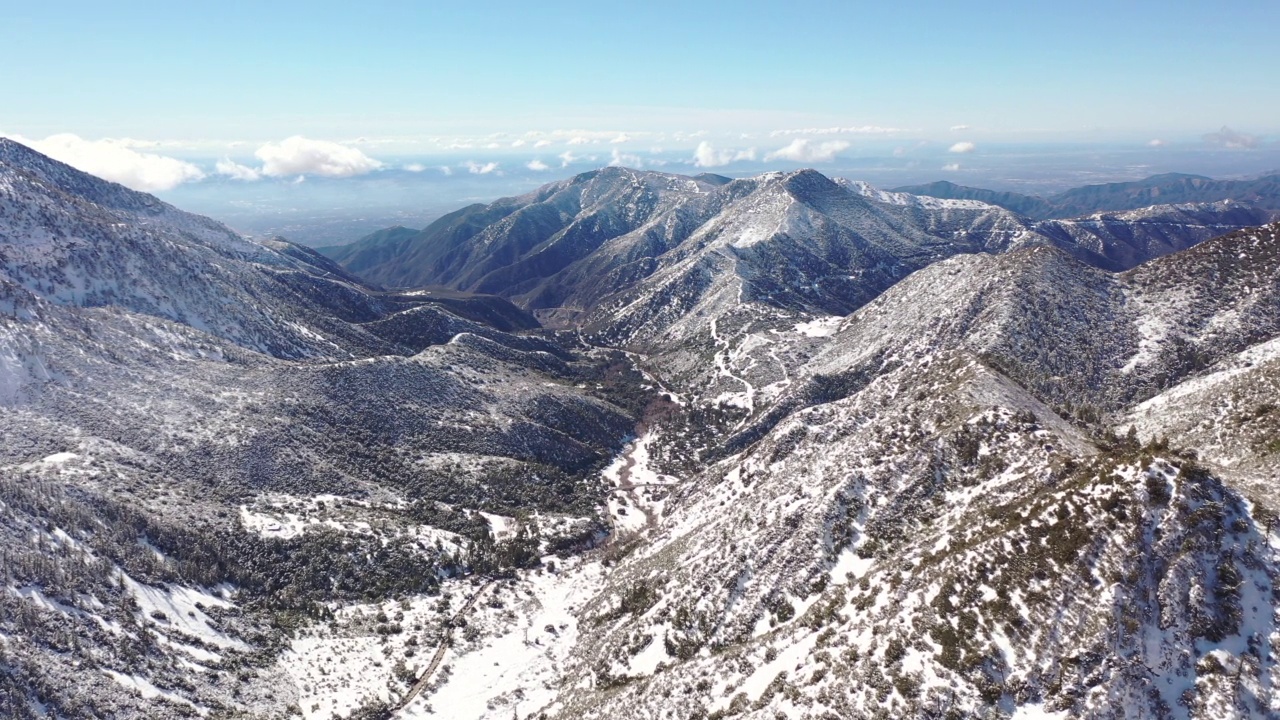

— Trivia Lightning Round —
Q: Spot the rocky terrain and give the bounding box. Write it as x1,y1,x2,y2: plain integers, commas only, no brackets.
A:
2,139,1279,719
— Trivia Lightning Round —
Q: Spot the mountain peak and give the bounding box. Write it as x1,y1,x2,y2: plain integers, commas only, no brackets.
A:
753,167,842,200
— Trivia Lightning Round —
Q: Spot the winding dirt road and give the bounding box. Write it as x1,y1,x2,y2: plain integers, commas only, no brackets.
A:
392,580,494,716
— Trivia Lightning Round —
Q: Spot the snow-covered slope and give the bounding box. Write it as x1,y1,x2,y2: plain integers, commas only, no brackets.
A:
0,140,649,718
0,138,397,359
531,356,1280,719
329,168,1267,345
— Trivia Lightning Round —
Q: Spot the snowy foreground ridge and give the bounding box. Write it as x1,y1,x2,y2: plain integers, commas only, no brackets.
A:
2,139,1280,719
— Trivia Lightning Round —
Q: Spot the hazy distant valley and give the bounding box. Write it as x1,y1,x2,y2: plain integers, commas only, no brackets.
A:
3,136,1280,720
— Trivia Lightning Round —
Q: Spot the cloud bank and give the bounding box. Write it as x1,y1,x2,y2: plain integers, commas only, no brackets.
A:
255,136,382,177
764,139,849,163
462,160,500,174
771,126,903,137
215,158,262,181
692,142,756,168
1203,126,1259,149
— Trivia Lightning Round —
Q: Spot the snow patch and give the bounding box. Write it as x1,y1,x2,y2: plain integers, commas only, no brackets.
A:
793,316,844,338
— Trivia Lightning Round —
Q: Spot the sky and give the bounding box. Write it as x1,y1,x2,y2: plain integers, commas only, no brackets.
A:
2,0,1278,240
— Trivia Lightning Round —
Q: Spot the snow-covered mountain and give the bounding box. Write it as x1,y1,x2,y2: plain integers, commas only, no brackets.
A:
326,167,1269,357
4,140,1280,720
895,172,1280,220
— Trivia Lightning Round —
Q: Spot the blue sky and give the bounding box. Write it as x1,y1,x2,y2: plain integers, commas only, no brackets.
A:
1,0,1278,196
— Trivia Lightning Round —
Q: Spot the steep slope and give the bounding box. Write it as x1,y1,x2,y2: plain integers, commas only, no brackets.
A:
315,225,421,277
325,168,735,294
526,356,1280,719
1123,334,1280,497
0,138,392,359
1118,221,1280,492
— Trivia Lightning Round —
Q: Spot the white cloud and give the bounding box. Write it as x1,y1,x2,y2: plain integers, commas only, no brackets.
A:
948,141,976,154
764,139,849,163
1203,126,1258,149
527,159,550,171
255,136,382,178
485,142,501,149
5,133,205,191
608,148,643,168
566,136,592,146
942,163,961,171
1147,139,1166,148
403,163,427,172
214,158,261,181
770,126,904,137
440,165,453,176
558,151,578,167
949,125,971,131
534,139,553,148
511,139,527,148
692,141,757,168
610,133,631,144
462,160,500,174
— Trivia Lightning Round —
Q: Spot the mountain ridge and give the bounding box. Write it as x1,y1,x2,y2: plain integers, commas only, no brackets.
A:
894,171,1280,220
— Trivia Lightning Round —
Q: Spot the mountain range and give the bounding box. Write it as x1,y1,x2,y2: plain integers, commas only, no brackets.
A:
893,172,1280,220
2,138,1279,719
